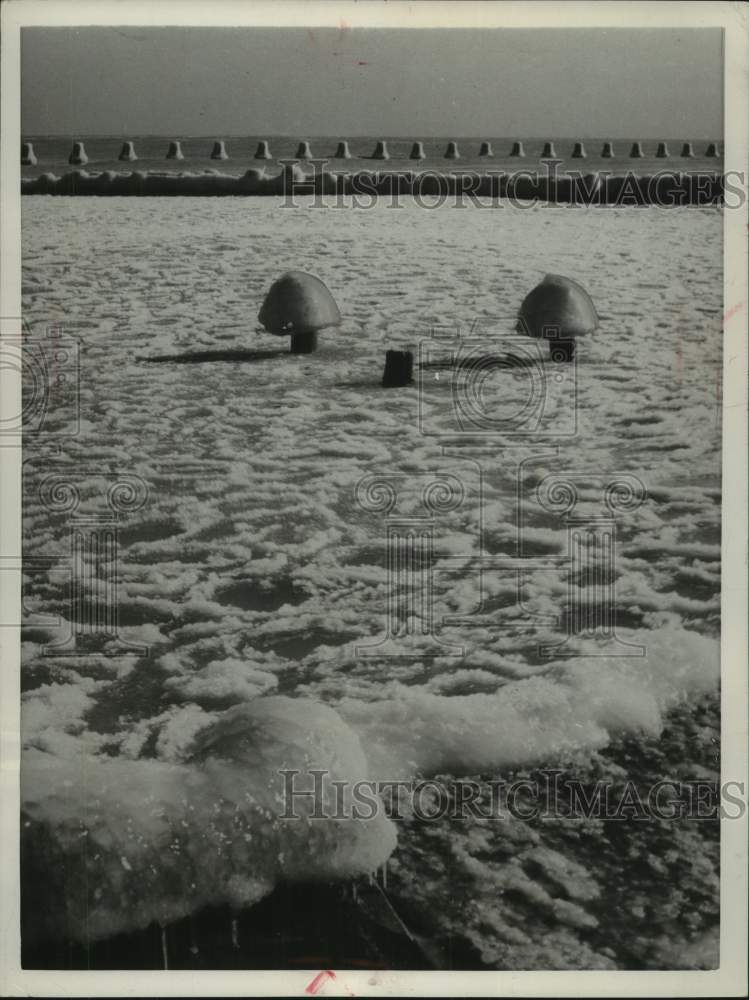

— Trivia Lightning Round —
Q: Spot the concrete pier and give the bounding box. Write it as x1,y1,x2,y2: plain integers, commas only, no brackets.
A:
166,141,184,160
409,142,425,159
444,141,460,159
629,142,644,158
705,142,719,157
541,142,556,158
211,141,228,160
478,141,493,157
601,142,614,158
254,141,272,159
680,142,694,157
21,142,37,165
509,141,525,157
296,141,313,160
371,141,390,160
118,141,137,162
655,142,669,158
334,141,352,159
571,142,586,158
68,142,88,165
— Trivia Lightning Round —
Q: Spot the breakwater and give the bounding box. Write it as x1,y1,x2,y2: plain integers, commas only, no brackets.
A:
20,168,726,204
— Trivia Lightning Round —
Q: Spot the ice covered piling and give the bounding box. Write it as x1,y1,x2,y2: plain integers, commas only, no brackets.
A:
655,142,669,158
479,141,494,157
371,141,390,160
409,141,425,160
118,141,137,162
259,271,342,354
680,142,694,158
571,142,586,158
68,142,88,165
517,273,598,353
254,140,272,159
21,697,397,944
705,142,719,157
541,141,556,158
382,350,414,388
166,141,184,160
510,141,525,157
21,142,37,165
211,141,228,160
601,142,615,158
334,141,352,159
296,141,313,159
444,141,460,159
629,142,644,158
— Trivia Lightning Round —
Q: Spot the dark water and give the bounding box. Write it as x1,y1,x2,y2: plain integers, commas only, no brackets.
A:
20,134,723,179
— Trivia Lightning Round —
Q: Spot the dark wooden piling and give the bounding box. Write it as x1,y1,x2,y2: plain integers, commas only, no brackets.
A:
290,331,318,354
549,339,576,362
382,350,414,387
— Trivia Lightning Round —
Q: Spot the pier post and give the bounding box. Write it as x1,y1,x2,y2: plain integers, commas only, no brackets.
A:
290,331,318,354
382,350,414,387
549,339,576,362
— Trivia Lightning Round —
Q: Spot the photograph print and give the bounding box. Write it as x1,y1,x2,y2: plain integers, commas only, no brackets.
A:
4,1,747,993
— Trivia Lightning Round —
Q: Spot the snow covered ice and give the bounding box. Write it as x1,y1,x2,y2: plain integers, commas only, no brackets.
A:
21,196,722,968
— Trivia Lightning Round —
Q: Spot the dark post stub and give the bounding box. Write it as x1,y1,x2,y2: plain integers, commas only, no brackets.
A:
382,350,414,387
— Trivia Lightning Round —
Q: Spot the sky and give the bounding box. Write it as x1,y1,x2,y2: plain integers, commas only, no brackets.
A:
21,27,723,138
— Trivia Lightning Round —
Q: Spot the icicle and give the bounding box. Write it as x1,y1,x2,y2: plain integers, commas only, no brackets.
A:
189,919,199,956
160,925,169,970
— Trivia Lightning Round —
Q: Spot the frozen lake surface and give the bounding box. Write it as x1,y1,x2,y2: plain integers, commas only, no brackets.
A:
21,198,721,969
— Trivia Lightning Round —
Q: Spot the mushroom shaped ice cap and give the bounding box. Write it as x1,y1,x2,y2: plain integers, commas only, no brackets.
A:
517,273,598,340
258,271,342,337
